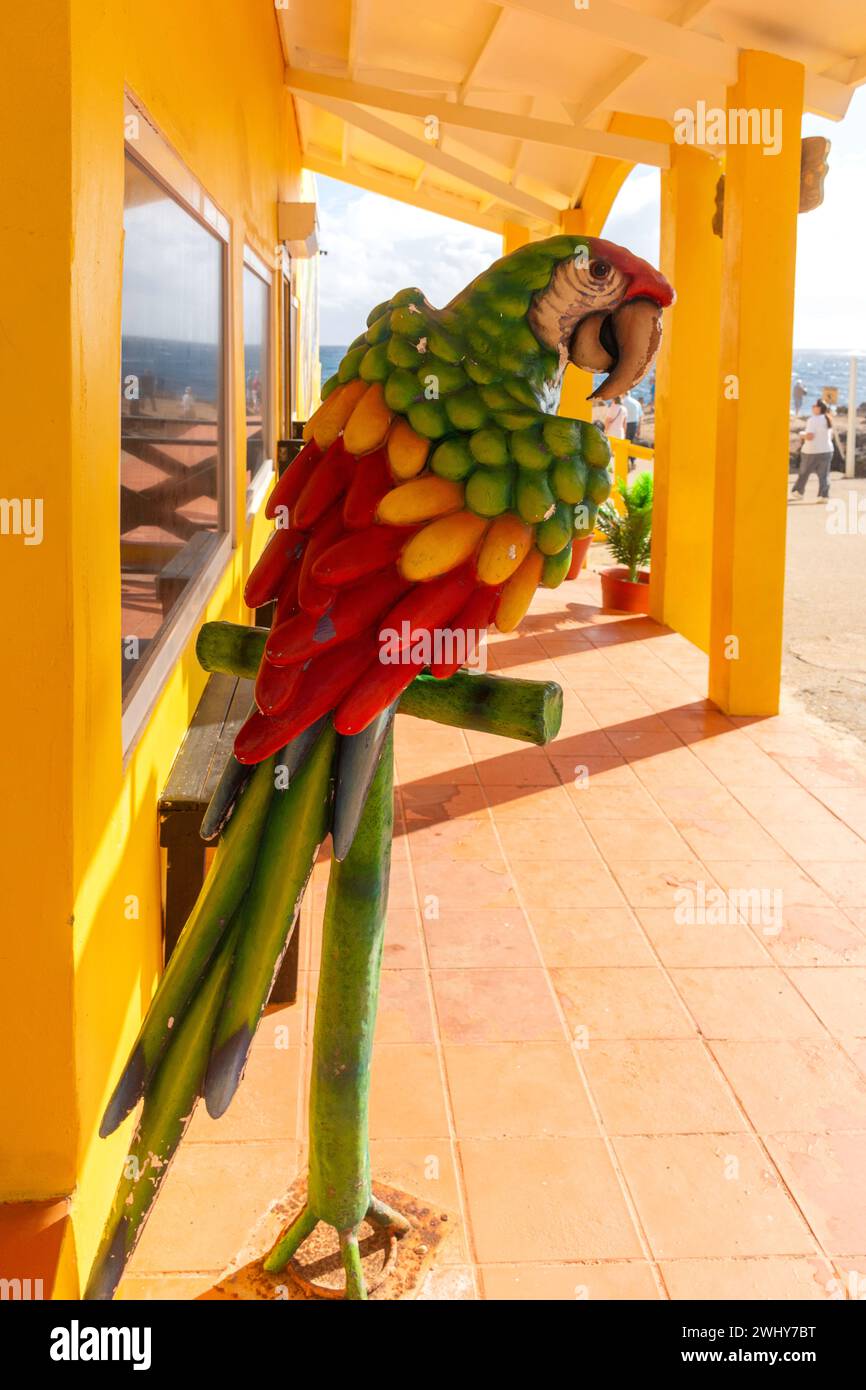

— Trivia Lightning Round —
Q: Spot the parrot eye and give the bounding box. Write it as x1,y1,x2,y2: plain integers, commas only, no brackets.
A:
589,259,612,281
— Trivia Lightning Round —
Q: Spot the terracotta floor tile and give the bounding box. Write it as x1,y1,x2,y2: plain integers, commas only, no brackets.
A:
614,1134,816,1259
432,968,563,1044
404,817,501,862
412,856,517,913
186,1046,300,1145
726,783,825,822
511,857,625,908
678,818,789,863
128,1140,299,1274
630,748,722,791
382,908,425,969
484,783,575,820
474,750,559,787
763,1133,866,1255
813,787,866,838
552,966,695,1040
480,1261,660,1300
531,907,654,968
400,782,487,823
649,785,749,824
636,908,769,968
761,904,866,969
560,754,638,787
705,859,834,908
566,782,666,820
368,1044,449,1140
764,816,866,864
670,968,827,1041
799,861,866,909
495,816,599,860
710,1040,866,1133
610,859,716,910
368,1137,462,1217
585,817,692,861
422,907,538,969
583,1040,744,1135
690,738,795,788
774,753,866,791
445,1041,596,1139
660,1256,837,1301
460,1137,642,1262
118,1273,219,1300
785,968,866,1037
374,970,435,1044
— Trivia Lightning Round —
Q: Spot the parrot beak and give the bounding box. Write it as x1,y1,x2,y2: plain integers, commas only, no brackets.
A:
570,295,667,401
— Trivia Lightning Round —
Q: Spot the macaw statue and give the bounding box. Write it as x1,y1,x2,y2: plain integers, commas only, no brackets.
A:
88,234,673,1300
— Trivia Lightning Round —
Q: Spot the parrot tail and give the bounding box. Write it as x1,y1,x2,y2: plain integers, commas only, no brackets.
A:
88,422,498,1299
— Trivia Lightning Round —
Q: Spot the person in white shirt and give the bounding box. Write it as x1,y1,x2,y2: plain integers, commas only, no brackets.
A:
792,399,834,500
623,392,643,469
604,396,628,440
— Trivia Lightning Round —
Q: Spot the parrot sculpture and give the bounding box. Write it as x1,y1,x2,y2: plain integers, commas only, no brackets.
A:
87,233,673,1302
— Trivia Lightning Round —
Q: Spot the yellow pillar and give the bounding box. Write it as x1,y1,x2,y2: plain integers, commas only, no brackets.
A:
709,51,804,714
502,220,531,254
651,144,723,649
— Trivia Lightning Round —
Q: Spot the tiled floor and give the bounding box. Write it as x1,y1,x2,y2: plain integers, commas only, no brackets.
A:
121,573,866,1301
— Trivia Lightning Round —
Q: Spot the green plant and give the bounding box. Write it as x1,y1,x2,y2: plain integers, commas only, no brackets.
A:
595,471,653,582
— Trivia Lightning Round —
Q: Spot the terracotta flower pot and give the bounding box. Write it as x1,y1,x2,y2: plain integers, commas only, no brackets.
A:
600,565,651,614
566,535,593,580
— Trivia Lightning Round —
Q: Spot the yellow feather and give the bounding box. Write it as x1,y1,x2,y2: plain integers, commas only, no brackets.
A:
399,512,488,581
343,382,393,454
376,475,464,526
476,515,534,585
387,420,430,480
495,548,544,631
304,379,367,448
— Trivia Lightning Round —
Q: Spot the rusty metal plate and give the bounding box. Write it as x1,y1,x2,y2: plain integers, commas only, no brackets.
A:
200,1179,456,1302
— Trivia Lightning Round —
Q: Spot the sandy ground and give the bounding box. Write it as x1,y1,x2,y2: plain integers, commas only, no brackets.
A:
784,473,866,742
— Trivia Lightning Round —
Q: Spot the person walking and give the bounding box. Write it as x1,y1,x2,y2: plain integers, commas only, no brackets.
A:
604,395,628,439
792,378,806,416
623,391,642,468
791,399,834,501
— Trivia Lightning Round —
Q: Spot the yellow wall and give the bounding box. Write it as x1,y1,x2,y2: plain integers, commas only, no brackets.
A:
0,0,315,1293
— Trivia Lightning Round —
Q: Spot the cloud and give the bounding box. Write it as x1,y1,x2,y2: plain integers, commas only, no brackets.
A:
316,176,500,343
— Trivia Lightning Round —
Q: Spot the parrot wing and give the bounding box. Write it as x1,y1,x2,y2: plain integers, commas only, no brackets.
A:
234,280,614,767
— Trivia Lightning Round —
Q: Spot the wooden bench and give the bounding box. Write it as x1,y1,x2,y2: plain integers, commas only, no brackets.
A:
158,670,299,1005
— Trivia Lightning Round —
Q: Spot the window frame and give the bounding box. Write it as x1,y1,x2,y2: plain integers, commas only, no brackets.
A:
121,92,234,758
243,244,276,518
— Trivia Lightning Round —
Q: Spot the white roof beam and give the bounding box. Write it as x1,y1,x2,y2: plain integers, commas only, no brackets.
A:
303,147,503,233
287,66,671,166
299,91,562,224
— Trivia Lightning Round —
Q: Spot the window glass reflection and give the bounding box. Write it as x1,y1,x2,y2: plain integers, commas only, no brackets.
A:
244,264,270,486
120,155,225,698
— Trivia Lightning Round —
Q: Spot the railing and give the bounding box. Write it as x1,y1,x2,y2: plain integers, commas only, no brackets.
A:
608,437,655,513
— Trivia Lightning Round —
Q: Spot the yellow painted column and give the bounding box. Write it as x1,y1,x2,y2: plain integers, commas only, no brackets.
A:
651,143,723,649
502,220,531,254
559,207,593,421
709,51,804,714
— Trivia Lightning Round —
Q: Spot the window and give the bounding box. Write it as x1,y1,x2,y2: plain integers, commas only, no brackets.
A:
281,260,298,437
119,150,228,714
243,251,272,500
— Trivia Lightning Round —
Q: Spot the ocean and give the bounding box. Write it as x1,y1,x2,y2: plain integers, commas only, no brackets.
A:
321,346,866,411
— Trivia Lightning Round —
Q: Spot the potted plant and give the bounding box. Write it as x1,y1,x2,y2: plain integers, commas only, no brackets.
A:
595,471,653,613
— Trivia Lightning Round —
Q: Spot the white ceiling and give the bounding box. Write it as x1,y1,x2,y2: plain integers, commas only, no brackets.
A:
277,0,866,233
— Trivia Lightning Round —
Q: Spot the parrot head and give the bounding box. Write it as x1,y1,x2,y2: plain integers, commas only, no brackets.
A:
449,233,674,409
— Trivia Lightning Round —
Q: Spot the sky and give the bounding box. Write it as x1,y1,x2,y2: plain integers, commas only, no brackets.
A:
315,85,866,352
